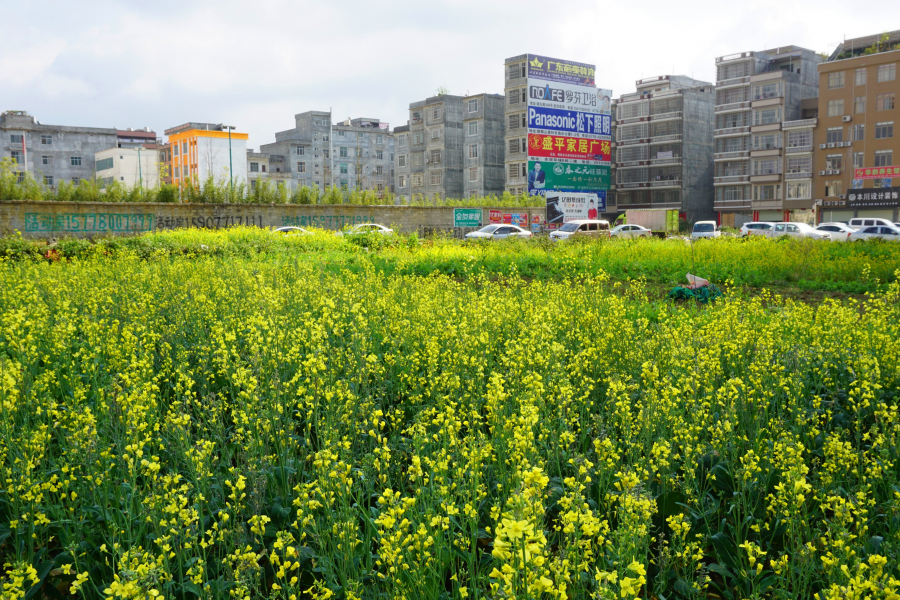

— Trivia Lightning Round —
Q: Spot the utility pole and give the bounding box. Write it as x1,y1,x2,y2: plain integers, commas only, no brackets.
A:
222,125,235,195
137,146,143,190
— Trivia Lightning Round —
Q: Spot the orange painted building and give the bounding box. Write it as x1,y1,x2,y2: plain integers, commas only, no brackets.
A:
163,122,249,187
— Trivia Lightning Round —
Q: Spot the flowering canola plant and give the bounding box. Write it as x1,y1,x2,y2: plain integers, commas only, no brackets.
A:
0,239,899,600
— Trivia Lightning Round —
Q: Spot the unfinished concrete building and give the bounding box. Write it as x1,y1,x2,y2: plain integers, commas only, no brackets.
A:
713,46,822,226
395,94,505,203
611,75,716,225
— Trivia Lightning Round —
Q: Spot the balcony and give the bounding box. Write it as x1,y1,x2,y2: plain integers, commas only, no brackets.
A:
715,151,750,161
651,178,682,188
651,156,682,165
786,144,813,154
753,91,784,101
650,111,682,122
714,175,750,185
750,173,782,183
714,126,750,137
715,198,753,210
715,101,752,113
716,76,750,89
650,134,682,143
783,118,817,129
617,137,650,146
785,172,813,179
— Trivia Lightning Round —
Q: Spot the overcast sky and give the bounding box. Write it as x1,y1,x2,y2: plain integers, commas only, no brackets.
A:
0,0,887,149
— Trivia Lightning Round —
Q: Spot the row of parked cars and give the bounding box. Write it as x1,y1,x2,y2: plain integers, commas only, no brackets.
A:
737,217,900,242
465,221,655,241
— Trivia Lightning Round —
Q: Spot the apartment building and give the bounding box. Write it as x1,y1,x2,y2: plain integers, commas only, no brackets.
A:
1,110,118,187
260,112,394,197
814,30,900,223
396,94,504,202
713,46,822,226
611,75,715,225
95,146,162,189
504,56,529,196
164,122,249,188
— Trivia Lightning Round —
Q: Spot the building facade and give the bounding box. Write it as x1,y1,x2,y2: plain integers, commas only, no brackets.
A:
713,46,822,226
95,146,162,189
503,56,529,196
611,75,715,225
164,123,249,189
815,31,900,223
260,112,394,197
1,110,118,187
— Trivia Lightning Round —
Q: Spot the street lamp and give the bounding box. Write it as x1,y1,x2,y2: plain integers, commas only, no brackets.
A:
222,125,236,196
136,145,143,191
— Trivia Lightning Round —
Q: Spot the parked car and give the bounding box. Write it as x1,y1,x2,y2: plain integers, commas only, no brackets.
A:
848,225,900,242
814,223,856,241
894,222,900,228
848,217,895,229
609,224,652,239
691,221,721,239
337,223,393,236
549,220,610,241
271,226,311,235
772,222,830,240
739,222,776,238
465,224,532,240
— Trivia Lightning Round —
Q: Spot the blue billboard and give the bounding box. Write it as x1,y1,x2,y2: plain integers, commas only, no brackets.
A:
528,106,611,137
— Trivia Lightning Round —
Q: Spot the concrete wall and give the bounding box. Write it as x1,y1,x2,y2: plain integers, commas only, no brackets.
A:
1,201,548,239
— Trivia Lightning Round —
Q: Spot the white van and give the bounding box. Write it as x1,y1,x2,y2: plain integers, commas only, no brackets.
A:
691,221,720,239
848,217,894,229
549,220,611,241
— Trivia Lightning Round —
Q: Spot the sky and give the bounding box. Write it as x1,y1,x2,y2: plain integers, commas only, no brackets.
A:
0,0,888,150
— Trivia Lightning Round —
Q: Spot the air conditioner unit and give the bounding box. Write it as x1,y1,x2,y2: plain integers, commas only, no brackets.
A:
826,169,833,175
844,141,853,147
819,144,827,149
842,116,852,122
827,143,836,148
819,170,827,175
840,194,846,200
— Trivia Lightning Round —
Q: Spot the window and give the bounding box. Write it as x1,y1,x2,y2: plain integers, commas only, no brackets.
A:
877,63,896,83
174,166,180,178
876,121,894,139
828,72,845,89
508,138,524,155
853,152,865,169
297,147,305,156
508,114,520,130
786,156,811,174
508,164,519,179
297,162,306,173
432,107,442,121
468,121,478,136
339,163,348,174
182,142,187,154
430,128,441,140
339,147,348,158
468,98,478,113
787,130,811,148
413,132,424,145
413,153,423,166
399,175,408,187
827,99,844,117
376,134,383,144
375,166,383,176
429,170,442,185
250,162,259,172
429,149,441,164
787,181,811,199
874,150,893,167
877,93,895,111
376,150,383,160
752,133,781,150
824,180,842,197
468,144,478,159
854,124,866,141
10,150,22,164
753,184,781,200
41,135,52,145
261,165,266,173
754,81,782,99
9,134,23,144
70,156,81,166
752,158,780,176
398,135,406,147
753,108,781,125
855,96,866,114
508,63,522,80
508,89,520,106
412,174,424,187
855,68,867,86
322,135,329,142
44,175,54,186
826,127,844,144
469,167,479,182
825,154,843,170
174,144,179,156
42,155,50,165
398,155,407,167
72,177,81,185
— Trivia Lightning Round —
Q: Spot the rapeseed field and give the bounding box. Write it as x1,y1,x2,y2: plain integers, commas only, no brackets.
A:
1,232,899,599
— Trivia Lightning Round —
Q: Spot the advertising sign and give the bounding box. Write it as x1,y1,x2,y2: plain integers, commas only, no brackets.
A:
453,208,482,228
854,166,900,179
527,161,610,196
502,213,512,224
528,81,608,113
527,106,611,137
848,187,900,209
527,54,596,87
489,209,502,224
546,191,607,225
528,134,611,163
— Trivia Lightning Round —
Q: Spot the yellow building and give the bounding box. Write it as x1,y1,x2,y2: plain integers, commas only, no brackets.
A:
164,122,249,187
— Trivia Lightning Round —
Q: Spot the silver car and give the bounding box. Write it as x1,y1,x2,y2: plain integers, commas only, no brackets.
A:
465,224,532,240
609,224,652,239
739,222,775,238
814,223,856,242
848,225,900,242
772,222,830,240
337,223,393,236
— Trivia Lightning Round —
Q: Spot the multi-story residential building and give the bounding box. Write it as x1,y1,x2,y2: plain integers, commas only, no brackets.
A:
814,30,900,223
393,124,410,201
397,94,504,202
503,55,529,196
95,145,162,189
247,150,270,190
1,110,118,187
611,75,715,225
713,46,822,226
260,112,394,197
164,122,249,189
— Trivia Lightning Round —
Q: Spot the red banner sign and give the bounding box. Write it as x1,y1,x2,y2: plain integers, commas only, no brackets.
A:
855,166,900,179
502,213,512,224
489,209,502,223
528,133,611,162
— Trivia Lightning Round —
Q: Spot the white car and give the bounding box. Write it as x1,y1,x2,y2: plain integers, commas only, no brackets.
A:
772,222,830,240
609,224,652,239
848,217,894,230
848,225,900,242
549,220,610,241
465,224,532,240
272,226,311,235
691,221,720,239
739,222,775,238
814,223,856,242
337,223,393,236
